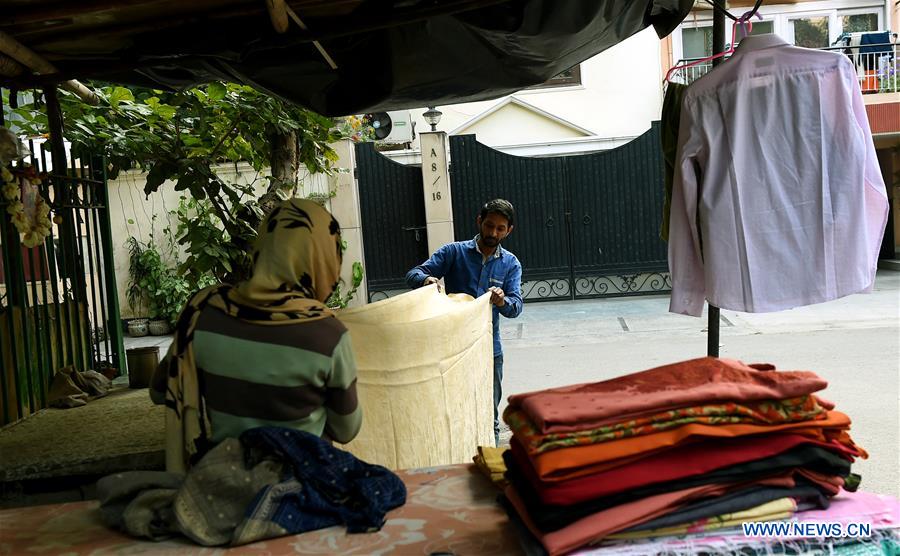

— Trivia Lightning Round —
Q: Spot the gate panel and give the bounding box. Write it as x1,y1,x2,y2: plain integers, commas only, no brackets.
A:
1,141,124,426
450,135,572,300
355,143,428,301
447,127,671,302
568,124,671,297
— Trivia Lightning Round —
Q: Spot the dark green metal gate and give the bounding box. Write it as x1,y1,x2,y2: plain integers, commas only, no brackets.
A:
449,124,670,301
449,136,572,299
0,136,124,426
355,143,428,302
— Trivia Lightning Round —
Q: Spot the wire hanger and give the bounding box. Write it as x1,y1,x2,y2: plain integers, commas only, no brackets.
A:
665,8,762,84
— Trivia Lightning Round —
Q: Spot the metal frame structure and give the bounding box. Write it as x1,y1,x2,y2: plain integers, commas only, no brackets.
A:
0,87,124,425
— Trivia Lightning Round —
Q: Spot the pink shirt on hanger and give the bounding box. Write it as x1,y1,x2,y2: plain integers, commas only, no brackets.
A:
668,34,888,316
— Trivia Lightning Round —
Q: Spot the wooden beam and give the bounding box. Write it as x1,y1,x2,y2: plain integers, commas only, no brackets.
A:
0,31,98,105
266,0,290,33
284,4,338,69
1,0,362,28
11,5,264,45
60,81,100,107
13,0,506,49
0,54,25,78
2,0,193,27
43,86,68,173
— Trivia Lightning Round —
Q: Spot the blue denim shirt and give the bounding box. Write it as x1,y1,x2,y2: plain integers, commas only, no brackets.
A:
406,237,523,356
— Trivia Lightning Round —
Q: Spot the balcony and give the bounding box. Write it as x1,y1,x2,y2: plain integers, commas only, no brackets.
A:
671,42,898,95
669,42,899,138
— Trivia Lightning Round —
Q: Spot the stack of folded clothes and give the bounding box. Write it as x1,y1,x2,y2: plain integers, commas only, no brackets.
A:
500,357,869,556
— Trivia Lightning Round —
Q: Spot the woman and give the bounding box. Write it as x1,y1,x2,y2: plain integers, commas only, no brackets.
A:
150,199,361,472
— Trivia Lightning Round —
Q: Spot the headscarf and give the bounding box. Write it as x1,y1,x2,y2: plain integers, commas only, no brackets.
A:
229,198,343,319
158,199,344,472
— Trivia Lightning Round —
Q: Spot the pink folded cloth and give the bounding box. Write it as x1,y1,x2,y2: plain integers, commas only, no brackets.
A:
507,357,829,434
506,473,798,556
796,490,900,526
577,490,900,556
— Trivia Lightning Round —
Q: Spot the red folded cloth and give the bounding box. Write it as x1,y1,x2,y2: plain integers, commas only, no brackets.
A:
511,432,860,506
507,357,829,434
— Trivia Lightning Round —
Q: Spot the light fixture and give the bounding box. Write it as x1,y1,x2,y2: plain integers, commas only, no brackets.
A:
423,106,442,131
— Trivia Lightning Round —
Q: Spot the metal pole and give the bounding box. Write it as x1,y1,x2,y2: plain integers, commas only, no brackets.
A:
0,86,9,423
712,2,727,67
66,144,91,371
96,155,126,373
35,140,67,375
25,247,47,407
0,213,24,421
78,179,102,370
85,157,112,368
44,86,88,371
35,241,53,397
708,1,726,358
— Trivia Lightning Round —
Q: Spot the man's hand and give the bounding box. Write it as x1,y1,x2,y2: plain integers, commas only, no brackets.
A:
489,286,506,307
424,276,442,292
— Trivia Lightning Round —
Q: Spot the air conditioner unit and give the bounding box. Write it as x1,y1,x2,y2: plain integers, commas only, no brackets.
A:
367,110,416,144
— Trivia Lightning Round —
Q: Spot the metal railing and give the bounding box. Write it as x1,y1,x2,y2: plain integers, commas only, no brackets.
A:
670,42,898,94
0,138,124,426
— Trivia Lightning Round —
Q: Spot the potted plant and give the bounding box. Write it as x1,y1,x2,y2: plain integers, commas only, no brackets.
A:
126,231,192,336
148,318,171,336
126,237,152,337
127,318,149,337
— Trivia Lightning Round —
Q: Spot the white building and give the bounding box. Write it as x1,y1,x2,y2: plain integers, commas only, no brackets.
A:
385,0,895,161
389,25,667,159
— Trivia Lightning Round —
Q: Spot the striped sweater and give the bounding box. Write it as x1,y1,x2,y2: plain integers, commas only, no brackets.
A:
153,306,361,444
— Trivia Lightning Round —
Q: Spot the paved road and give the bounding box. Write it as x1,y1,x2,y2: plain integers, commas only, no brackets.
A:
499,270,900,497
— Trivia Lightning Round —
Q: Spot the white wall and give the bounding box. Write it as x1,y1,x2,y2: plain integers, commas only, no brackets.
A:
108,164,331,318
893,0,898,32
457,102,587,145
404,27,665,148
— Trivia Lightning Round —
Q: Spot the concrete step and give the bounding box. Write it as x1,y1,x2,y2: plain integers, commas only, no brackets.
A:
878,259,900,271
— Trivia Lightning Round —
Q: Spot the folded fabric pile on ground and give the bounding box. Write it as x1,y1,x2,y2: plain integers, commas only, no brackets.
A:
500,357,885,556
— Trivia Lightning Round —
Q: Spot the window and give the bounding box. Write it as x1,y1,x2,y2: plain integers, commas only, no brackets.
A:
748,20,775,37
790,16,830,48
675,7,885,62
533,65,582,89
681,20,775,59
840,12,879,34
682,26,713,59
789,9,882,48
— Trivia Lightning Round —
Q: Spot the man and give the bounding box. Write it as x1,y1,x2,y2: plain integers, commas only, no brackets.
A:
405,199,523,446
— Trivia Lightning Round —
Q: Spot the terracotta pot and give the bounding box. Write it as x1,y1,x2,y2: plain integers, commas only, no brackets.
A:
98,365,119,381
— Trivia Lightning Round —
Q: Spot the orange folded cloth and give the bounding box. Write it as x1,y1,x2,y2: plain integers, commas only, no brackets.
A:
505,395,828,456
528,411,861,482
